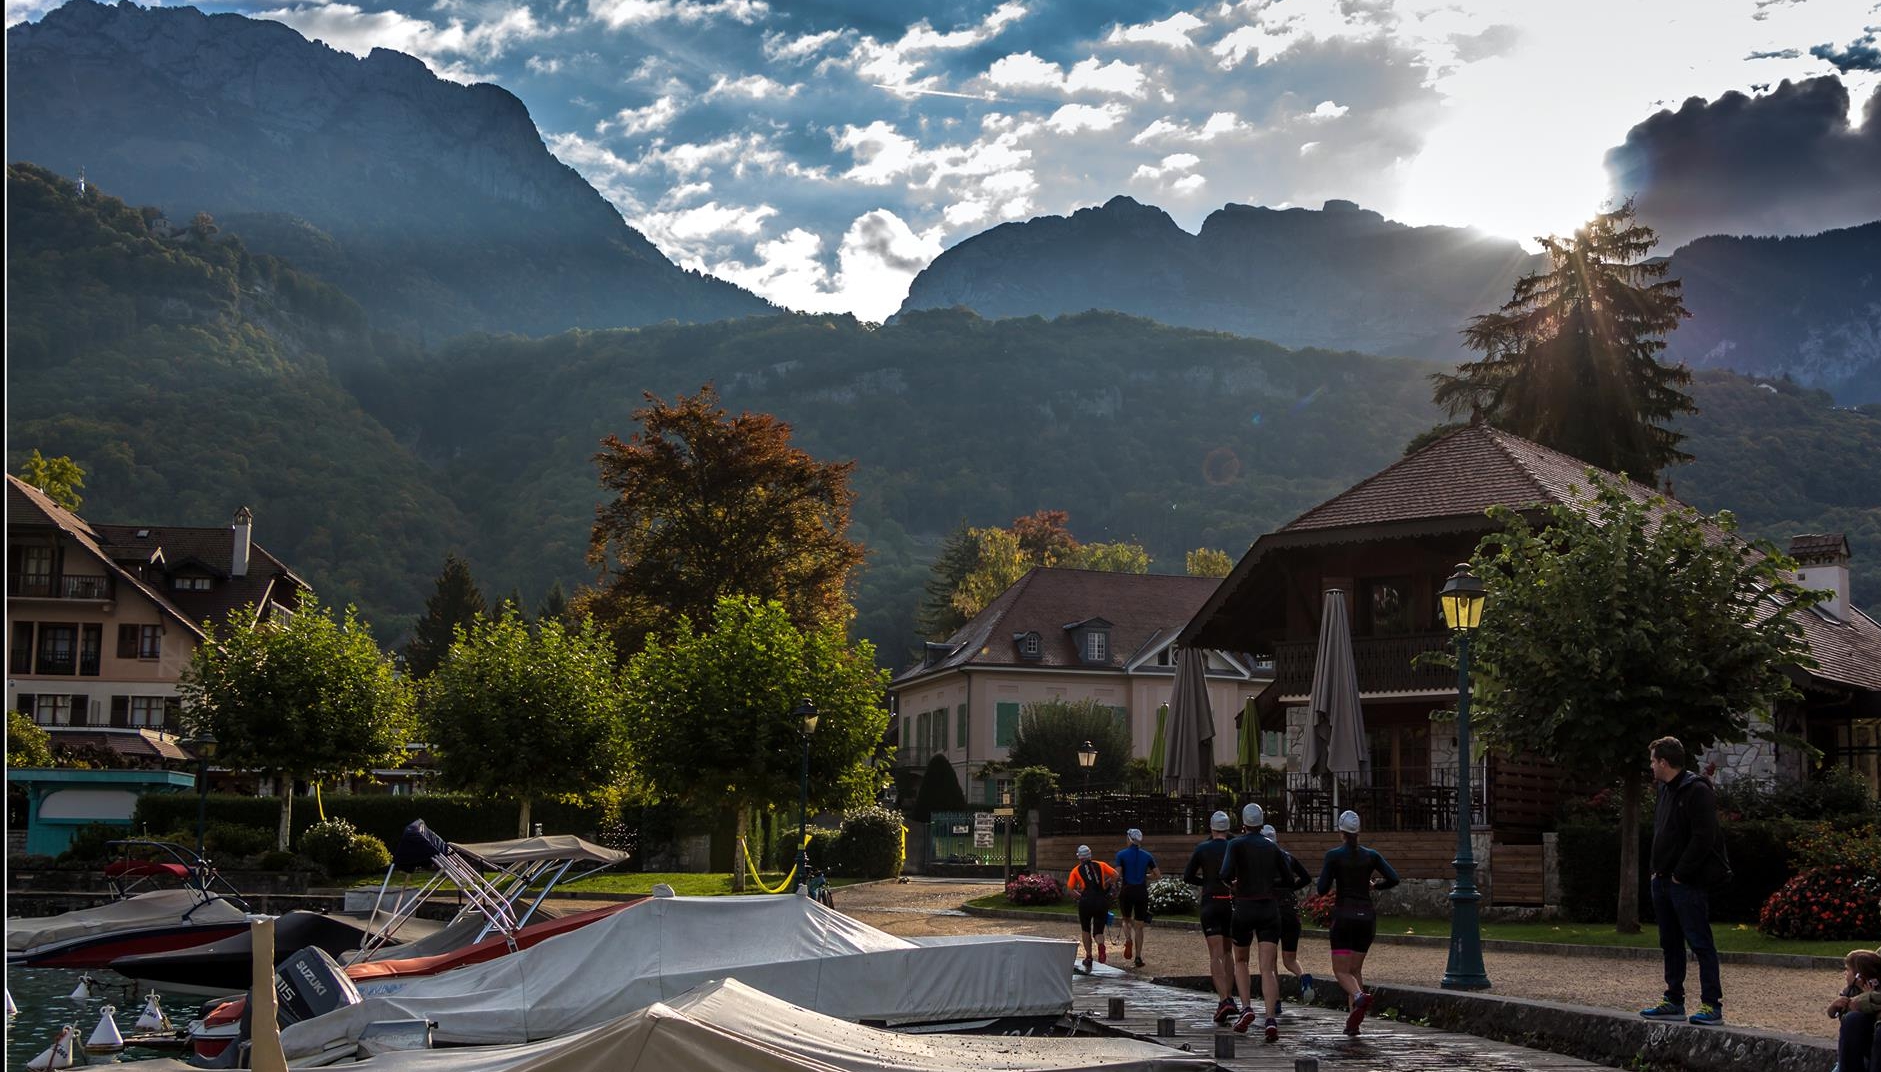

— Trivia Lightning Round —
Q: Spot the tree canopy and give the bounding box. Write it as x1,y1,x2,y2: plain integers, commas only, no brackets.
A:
421,612,632,836
580,385,865,656
1461,476,1818,931
1007,698,1133,790
926,510,1157,631
404,553,486,678
8,710,54,768
1185,548,1235,577
179,600,415,849
1433,201,1695,481
18,449,84,511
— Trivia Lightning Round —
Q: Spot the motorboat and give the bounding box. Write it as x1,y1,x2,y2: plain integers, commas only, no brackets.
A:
7,842,253,968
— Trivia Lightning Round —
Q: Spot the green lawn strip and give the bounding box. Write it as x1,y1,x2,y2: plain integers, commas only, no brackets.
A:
962,896,1849,957
344,871,863,896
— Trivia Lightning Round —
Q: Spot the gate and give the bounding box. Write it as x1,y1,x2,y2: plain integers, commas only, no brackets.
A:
926,810,1020,866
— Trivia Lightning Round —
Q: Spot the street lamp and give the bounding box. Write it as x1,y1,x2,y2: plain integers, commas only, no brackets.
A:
793,698,818,895
999,785,1015,887
1438,563,1491,991
183,732,218,872
1077,740,1097,796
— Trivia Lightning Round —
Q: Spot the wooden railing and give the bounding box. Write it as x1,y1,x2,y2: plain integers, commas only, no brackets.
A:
8,574,111,599
1272,632,1454,695
1044,764,1489,836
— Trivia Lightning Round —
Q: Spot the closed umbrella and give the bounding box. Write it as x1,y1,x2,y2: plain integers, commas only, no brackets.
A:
1162,645,1216,794
1302,590,1369,801
1236,697,1260,777
1147,703,1168,780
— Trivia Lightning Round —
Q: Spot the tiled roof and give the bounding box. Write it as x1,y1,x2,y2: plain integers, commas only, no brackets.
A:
92,523,305,630
48,728,192,762
7,476,205,638
891,568,1222,685
1788,533,1850,562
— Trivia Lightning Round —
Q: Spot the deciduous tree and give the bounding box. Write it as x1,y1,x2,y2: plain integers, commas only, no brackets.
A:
1432,201,1695,481
1185,548,1234,578
421,612,631,836
180,600,414,850
1007,698,1131,790
18,449,84,511
583,386,865,656
8,710,54,767
1459,477,1816,931
404,553,486,678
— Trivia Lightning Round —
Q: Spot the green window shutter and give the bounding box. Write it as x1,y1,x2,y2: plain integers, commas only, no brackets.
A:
995,702,1020,748
916,712,928,756
956,704,968,749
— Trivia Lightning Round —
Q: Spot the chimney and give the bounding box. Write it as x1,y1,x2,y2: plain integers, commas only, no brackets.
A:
1788,533,1850,621
231,506,253,578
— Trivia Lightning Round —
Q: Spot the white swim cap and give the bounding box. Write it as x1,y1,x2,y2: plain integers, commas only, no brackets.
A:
1210,811,1231,832
1126,828,1143,844
1077,844,1093,859
1261,824,1277,841
1241,803,1264,828
1337,810,1361,834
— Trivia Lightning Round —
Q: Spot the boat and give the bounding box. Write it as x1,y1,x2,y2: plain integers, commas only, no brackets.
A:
7,842,253,968
266,894,1074,1061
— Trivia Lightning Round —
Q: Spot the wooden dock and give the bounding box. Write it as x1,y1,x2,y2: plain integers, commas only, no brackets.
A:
1068,966,1603,1070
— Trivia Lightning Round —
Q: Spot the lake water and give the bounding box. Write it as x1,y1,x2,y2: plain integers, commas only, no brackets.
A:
6,967,202,1067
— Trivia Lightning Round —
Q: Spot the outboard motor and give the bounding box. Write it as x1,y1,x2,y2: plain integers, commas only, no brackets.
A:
190,948,361,1068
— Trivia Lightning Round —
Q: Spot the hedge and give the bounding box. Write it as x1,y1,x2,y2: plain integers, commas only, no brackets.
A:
1556,819,1804,924
133,793,612,851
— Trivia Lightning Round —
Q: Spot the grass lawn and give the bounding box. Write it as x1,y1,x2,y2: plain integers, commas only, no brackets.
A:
963,896,1852,957
346,871,863,896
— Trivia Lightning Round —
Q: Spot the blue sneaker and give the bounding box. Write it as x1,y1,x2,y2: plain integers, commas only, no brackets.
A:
1640,999,1685,1019
1299,973,1316,1003
1688,1004,1722,1026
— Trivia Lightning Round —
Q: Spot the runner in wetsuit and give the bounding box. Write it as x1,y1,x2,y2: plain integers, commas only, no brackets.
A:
1066,844,1118,973
1218,802,1284,1042
1113,828,1160,969
1316,809,1401,1035
1181,810,1236,1024
1262,824,1316,1008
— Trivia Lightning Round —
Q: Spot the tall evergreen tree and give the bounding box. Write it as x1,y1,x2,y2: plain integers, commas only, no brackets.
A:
404,553,486,678
1432,201,1695,481
915,523,980,640
537,581,572,628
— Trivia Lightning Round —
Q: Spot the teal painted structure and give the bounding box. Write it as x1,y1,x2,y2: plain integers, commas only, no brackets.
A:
6,768,195,855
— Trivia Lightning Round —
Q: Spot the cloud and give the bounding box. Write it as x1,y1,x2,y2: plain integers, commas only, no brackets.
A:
635,199,777,247
1307,100,1348,120
1130,110,1245,144
1131,151,1203,190
525,54,561,74
1211,24,1297,69
762,28,845,62
1810,33,1881,73
704,73,799,99
254,0,547,77
711,210,942,320
983,53,1147,97
1605,76,1881,246
1044,102,1127,133
1106,11,1204,50
586,0,768,30
597,94,681,136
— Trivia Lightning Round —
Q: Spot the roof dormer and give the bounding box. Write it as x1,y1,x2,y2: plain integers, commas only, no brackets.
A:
1062,616,1114,666
1011,630,1043,660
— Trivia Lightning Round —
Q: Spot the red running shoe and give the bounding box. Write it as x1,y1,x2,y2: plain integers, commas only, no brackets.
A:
1344,992,1372,1036
1233,1008,1258,1034
1096,943,1108,964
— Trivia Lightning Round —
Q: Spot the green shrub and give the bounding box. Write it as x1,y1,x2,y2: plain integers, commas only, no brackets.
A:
58,822,127,863
1556,818,1802,923
830,806,904,878
1791,822,1881,873
907,754,968,821
254,850,300,871
299,818,360,876
204,822,275,857
1013,766,1059,814
341,834,393,875
133,792,611,848
1759,865,1881,940
1004,871,1063,905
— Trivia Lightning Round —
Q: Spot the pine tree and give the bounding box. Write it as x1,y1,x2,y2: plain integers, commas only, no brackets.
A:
915,523,981,640
1432,200,1695,481
404,553,486,678
537,581,571,628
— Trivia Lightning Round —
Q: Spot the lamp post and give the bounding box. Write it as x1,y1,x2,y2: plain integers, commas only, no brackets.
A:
1077,740,1097,797
1000,785,1015,887
793,698,819,894
183,732,218,869
1439,563,1491,990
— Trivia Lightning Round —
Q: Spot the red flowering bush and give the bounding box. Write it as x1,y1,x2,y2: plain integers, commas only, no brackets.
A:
1301,891,1336,928
1758,865,1881,940
1005,871,1065,906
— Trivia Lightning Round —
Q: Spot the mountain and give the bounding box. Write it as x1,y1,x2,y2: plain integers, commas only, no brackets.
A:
4,0,773,341
899,197,1881,403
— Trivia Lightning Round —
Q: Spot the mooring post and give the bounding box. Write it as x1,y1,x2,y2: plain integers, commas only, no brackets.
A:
1214,1033,1235,1059
1106,997,1125,1020
1155,1016,1176,1037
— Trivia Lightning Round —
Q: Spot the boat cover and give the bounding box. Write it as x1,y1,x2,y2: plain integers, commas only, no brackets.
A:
277,895,1073,1058
7,890,249,955
118,979,1203,1072
451,835,628,868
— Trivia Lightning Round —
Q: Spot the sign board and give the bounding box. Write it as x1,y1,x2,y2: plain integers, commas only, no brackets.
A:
972,811,996,848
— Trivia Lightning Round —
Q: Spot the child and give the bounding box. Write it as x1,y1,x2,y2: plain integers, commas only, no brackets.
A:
1828,948,1881,1072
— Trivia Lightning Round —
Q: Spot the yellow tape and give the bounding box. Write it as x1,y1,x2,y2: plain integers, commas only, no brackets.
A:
740,833,813,894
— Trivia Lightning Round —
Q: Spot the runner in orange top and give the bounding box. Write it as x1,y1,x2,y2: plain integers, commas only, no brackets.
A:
1067,844,1120,972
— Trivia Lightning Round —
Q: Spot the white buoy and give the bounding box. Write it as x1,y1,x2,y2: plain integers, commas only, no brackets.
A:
86,1004,125,1054
25,1024,77,1070
68,977,92,1002
134,992,170,1032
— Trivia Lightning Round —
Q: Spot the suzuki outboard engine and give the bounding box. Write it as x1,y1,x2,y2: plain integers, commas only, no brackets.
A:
190,947,361,1068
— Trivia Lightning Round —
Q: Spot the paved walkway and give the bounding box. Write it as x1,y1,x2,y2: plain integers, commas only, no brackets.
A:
1071,965,1603,1070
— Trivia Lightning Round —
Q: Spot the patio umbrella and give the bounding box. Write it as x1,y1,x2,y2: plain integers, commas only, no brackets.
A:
1236,697,1260,776
1302,590,1370,788
1147,703,1168,780
1162,645,1216,794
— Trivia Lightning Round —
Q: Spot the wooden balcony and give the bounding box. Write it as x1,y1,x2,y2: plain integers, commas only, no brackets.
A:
1272,631,1454,696
8,573,112,600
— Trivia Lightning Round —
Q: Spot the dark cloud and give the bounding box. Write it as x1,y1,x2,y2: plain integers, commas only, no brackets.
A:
1810,33,1881,73
1744,47,1800,60
1604,76,1881,247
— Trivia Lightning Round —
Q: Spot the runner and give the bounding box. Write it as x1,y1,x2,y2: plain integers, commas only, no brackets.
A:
1262,823,1316,1009
1219,802,1285,1042
1316,809,1400,1035
1066,844,1119,973
1181,810,1238,1025
1113,828,1161,969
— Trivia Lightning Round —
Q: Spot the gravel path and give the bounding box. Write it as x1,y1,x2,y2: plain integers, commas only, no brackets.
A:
837,879,1842,1040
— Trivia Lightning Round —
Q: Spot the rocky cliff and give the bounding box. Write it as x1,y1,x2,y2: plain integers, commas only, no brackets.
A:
6,0,774,339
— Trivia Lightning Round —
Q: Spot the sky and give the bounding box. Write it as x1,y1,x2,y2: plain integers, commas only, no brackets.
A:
10,0,1878,320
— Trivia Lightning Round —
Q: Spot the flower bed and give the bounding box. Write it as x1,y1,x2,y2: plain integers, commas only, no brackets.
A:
1148,875,1196,914
1004,871,1064,906
1759,865,1881,940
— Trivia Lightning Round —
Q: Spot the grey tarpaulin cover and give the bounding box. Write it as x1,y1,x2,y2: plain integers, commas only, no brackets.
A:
450,835,628,868
278,895,1074,1058
7,890,250,957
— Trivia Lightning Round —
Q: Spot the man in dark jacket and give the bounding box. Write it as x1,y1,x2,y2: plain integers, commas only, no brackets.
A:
1640,736,1725,1026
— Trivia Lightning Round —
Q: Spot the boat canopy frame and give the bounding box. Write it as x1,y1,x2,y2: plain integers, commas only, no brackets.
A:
104,839,250,917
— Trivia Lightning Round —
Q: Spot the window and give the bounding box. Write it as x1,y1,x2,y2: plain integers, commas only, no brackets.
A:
934,709,947,754
34,694,74,726
9,622,33,674
916,712,929,757
956,704,968,749
1360,577,1413,636
80,624,101,676
1085,630,1107,662
37,625,77,675
1020,633,1041,658
129,697,164,727
995,702,1021,748
139,625,162,659
173,576,212,591
19,546,54,595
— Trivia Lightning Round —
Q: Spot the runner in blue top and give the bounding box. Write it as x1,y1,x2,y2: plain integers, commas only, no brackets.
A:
1114,829,1161,969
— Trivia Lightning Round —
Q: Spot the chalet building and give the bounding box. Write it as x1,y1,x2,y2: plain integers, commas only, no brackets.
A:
1180,423,1881,834
6,475,310,765
889,568,1274,805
